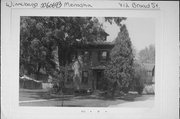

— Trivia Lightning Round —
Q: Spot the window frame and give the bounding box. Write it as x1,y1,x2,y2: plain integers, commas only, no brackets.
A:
82,50,91,63
99,50,109,62
82,71,88,84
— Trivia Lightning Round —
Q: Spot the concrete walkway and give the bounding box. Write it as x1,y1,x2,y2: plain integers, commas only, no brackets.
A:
109,95,154,107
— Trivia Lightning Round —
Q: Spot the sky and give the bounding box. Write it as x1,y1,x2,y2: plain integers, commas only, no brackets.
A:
103,18,155,52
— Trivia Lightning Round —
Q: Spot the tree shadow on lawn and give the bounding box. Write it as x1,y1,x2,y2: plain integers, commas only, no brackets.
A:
42,93,152,102
104,93,154,102
115,94,142,101
20,89,73,101
70,93,147,102
132,94,154,101
20,89,154,103
28,92,74,101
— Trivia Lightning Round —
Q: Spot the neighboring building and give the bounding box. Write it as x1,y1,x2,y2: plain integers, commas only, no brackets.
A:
141,63,155,84
141,63,155,94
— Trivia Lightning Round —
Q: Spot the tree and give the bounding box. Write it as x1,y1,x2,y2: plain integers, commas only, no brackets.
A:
105,17,127,26
20,17,126,78
20,17,57,79
104,25,134,96
138,44,155,64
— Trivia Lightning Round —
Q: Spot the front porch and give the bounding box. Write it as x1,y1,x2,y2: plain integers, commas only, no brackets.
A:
64,65,106,92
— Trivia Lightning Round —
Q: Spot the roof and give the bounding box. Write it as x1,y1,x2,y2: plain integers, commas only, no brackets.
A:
75,42,115,49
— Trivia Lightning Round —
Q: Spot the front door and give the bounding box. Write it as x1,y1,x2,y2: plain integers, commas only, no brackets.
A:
96,71,103,90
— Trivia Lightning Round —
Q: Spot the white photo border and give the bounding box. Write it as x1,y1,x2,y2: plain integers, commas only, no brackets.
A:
1,1,179,119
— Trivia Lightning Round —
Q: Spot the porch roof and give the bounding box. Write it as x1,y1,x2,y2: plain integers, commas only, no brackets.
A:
90,65,106,70
74,42,115,50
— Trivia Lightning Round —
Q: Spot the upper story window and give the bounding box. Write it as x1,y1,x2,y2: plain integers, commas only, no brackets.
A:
83,51,91,62
99,51,108,62
102,51,107,59
84,51,89,56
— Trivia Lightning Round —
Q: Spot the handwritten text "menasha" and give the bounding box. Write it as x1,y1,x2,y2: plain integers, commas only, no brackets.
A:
64,2,92,8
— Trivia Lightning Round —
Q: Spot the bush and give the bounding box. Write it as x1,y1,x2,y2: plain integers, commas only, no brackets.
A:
136,86,144,95
131,63,147,94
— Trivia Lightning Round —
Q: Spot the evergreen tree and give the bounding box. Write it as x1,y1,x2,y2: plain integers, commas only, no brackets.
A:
105,25,134,96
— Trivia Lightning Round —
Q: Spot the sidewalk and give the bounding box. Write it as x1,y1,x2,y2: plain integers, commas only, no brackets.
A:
109,95,154,107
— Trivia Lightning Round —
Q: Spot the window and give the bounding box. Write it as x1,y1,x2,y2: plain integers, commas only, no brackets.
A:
83,51,91,63
82,71,88,84
147,71,152,76
99,51,108,61
84,51,89,55
102,51,107,59
66,70,74,84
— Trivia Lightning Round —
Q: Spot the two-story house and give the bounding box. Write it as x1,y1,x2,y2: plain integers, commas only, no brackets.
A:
64,35,114,91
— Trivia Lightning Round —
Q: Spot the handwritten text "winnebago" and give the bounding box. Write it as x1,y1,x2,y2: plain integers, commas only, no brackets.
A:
6,1,62,8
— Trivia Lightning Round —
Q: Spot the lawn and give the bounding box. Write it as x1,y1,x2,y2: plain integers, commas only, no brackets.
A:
19,89,154,107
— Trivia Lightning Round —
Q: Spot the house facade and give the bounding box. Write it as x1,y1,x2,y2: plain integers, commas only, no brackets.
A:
65,42,114,90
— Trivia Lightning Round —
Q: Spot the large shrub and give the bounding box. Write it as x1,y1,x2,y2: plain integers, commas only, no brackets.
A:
130,62,147,94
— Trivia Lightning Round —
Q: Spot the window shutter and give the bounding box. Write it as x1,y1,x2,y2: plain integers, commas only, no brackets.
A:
107,51,110,61
98,51,101,62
